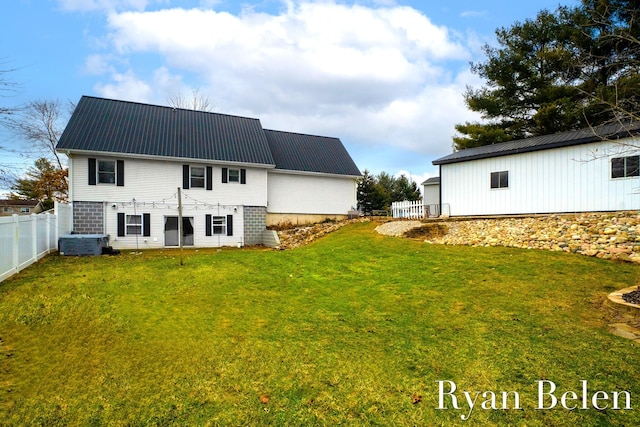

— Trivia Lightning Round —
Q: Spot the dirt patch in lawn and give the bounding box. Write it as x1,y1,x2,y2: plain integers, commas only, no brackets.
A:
403,223,449,240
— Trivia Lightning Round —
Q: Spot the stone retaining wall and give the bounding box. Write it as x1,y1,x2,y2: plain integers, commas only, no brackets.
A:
425,211,640,263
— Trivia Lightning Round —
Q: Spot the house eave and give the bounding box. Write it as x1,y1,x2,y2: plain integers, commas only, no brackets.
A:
433,136,602,166
270,168,362,179
58,148,276,169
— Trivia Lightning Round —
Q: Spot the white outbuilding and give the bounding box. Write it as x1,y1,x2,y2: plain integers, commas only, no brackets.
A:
432,122,640,217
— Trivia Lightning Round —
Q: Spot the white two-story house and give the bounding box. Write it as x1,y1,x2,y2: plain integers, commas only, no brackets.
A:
56,96,361,249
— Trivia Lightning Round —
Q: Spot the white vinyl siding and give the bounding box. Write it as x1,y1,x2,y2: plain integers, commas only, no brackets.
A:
267,171,357,215
440,138,640,216
72,155,267,207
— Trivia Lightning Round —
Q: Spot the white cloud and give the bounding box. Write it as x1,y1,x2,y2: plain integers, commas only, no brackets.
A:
460,10,488,18
94,69,153,102
83,54,115,75
90,0,484,165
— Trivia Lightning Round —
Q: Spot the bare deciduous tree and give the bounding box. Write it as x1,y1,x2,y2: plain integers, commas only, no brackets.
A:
3,99,67,169
167,87,216,112
0,58,21,123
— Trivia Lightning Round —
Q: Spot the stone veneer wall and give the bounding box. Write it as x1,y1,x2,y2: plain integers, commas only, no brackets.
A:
244,206,267,245
428,211,640,263
73,201,104,234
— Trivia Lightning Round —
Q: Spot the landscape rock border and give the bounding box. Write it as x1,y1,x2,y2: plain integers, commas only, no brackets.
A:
375,211,640,264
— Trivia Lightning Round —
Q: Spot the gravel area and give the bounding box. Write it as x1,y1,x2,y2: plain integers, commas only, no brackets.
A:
374,220,423,237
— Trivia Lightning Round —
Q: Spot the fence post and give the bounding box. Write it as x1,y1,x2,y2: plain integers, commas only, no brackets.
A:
46,212,52,254
12,214,19,275
54,201,59,250
32,214,38,261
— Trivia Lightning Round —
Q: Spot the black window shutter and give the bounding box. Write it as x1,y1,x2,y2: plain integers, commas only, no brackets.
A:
206,166,213,190
222,167,228,183
205,214,212,236
240,169,246,184
183,165,190,189
143,213,151,237
88,158,96,185
117,160,125,186
226,215,233,236
117,213,125,237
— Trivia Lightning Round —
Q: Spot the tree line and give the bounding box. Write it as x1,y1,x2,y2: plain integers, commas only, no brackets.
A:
454,0,640,150
357,170,421,215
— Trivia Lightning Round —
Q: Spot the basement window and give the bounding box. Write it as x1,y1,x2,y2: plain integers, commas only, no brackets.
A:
212,216,226,235
126,214,142,235
611,155,640,179
490,171,509,189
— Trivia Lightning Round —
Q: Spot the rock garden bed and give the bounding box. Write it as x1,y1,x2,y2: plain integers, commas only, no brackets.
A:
376,211,640,263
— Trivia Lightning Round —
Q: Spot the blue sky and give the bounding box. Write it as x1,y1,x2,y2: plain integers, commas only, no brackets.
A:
1,0,578,195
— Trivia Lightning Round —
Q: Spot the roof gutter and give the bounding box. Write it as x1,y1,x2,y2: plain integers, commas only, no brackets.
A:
57,148,277,169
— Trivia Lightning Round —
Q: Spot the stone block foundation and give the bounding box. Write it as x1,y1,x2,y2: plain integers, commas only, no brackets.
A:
244,206,267,245
73,201,104,234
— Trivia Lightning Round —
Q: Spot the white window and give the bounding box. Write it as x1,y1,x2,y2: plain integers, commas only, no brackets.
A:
228,168,240,183
126,214,142,235
20,207,30,213
3,207,13,213
98,160,116,184
191,166,205,188
212,216,226,235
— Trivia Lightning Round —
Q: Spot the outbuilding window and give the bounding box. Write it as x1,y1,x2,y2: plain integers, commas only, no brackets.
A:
611,155,640,179
490,171,509,189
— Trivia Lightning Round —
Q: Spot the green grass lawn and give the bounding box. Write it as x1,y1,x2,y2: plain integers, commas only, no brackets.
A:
1,221,639,426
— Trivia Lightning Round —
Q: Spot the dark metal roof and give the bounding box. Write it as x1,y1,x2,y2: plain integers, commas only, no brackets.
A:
421,177,440,185
57,96,276,165
264,129,361,176
433,121,640,165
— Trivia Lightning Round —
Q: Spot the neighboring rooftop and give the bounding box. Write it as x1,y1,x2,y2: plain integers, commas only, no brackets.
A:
421,177,440,186
0,199,41,207
433,121,640,165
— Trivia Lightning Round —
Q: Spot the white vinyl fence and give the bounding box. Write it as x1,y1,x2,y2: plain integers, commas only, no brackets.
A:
0,202,72,283
391,201,450,219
